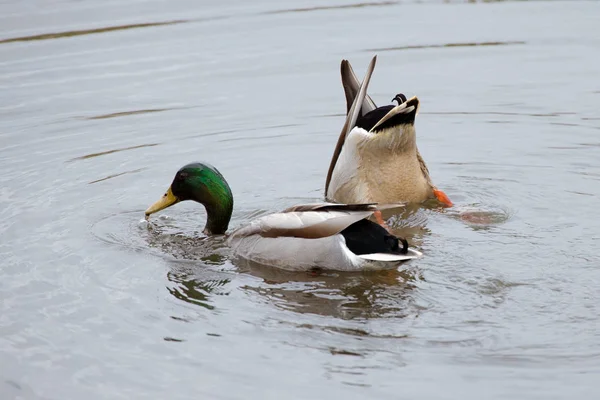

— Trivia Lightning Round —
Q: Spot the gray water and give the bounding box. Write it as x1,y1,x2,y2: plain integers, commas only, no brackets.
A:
1,0,600,399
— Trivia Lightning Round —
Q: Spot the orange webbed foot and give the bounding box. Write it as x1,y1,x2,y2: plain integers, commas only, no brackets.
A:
373,210,391,233
433,189,453,207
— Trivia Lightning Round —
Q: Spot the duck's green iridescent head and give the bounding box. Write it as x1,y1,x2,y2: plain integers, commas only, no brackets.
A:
145,162,234,235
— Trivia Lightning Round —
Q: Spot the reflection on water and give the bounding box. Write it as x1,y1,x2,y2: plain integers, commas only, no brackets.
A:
166,264,231,311
160,251,423,321
238,260,423,320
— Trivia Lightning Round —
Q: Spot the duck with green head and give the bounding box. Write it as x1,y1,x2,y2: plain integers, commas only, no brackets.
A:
145,162,422,271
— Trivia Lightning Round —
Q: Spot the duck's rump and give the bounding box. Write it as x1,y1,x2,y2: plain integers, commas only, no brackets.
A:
340,219,407,255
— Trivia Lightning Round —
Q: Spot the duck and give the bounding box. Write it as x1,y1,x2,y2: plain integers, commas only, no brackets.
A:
325,55,453,207
144,162,422,271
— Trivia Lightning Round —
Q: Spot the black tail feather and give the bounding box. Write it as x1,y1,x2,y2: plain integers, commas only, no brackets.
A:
341,219,409,255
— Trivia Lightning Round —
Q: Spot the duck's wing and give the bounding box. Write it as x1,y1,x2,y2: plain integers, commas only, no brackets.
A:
341,59,378,115
282,202,376,213
416,150,432,182
282,202,406,213
230,203,406,240
325,56,377,196
230,203,374,240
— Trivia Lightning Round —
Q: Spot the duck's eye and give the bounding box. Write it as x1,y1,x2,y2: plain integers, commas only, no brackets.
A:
163,193,168,197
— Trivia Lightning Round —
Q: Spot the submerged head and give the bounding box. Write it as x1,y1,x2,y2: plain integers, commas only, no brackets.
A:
145,162,234,235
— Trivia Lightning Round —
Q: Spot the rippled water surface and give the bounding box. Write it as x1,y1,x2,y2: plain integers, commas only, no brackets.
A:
1,0,600,399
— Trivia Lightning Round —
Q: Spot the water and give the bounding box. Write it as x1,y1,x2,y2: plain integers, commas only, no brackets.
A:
1,0,599,399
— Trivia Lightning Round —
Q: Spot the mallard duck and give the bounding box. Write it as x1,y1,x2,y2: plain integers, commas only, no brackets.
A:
144,162,422,271
325,56,452,207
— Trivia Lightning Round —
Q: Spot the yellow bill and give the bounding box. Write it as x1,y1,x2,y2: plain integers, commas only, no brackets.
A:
145,187,179,218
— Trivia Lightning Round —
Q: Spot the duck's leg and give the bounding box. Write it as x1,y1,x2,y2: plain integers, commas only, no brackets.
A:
373,210,391,232
433,188,453,207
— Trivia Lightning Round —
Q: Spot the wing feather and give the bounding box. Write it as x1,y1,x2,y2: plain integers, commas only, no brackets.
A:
341,59,378,115
258,210,372,239
325,56,377,196
230,208,376,240
229,202,406,240
282,202,377,213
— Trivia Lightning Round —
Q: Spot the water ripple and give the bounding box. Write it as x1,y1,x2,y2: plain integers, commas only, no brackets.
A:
264,1,398,15
0,20,189,44
367,40,526,52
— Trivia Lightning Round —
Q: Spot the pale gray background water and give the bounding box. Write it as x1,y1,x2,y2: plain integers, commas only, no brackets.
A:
1,0,599,399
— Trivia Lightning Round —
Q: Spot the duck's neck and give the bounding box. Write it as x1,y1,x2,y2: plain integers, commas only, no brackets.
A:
193,170,234,235
203,200,233,235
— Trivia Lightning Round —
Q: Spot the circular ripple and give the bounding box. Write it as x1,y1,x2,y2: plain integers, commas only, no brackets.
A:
447,203,512,228
90,209,231,263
